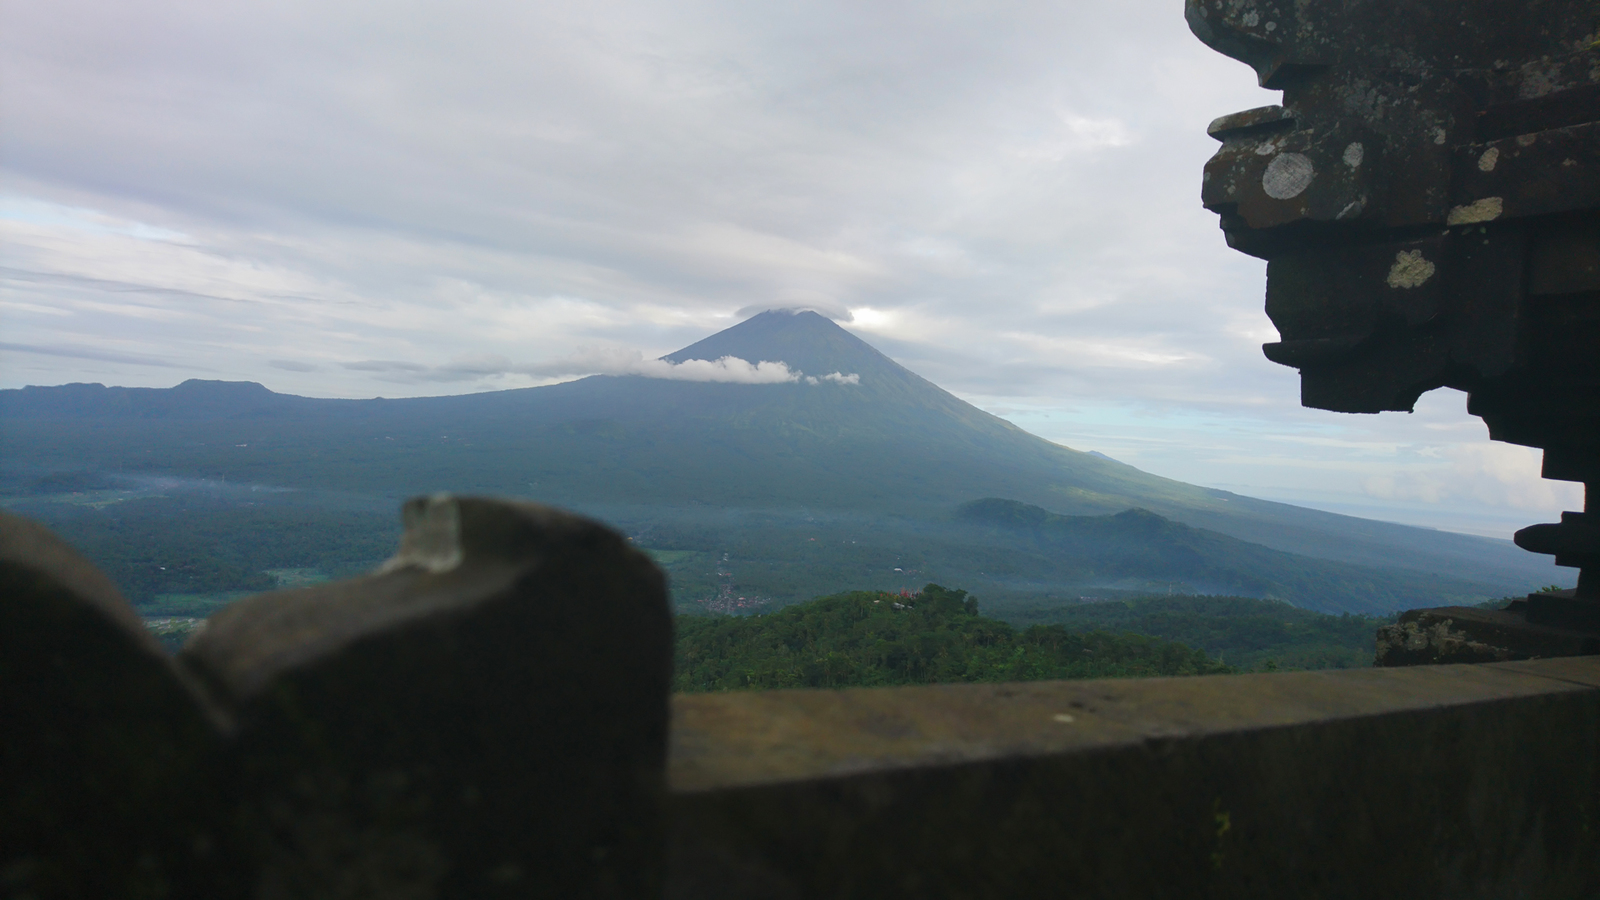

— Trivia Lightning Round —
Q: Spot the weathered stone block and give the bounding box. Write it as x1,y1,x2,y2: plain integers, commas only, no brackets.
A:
1,496,672,899
185,495,672,899
0,511,224,899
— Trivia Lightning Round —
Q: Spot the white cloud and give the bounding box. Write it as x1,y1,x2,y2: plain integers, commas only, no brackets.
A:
521,350,801,384
1362,442,1581,513
335,346,865,386
736,302,855,322
1009,113,1135,162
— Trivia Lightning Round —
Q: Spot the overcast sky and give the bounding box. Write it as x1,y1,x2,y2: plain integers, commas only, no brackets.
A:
0,0,1581,538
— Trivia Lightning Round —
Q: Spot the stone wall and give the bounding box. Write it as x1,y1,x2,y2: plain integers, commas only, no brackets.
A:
668,659,1600,898
5,497,1598,898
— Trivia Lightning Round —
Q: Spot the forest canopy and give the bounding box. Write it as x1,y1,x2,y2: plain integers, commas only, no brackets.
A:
673,584,1233,692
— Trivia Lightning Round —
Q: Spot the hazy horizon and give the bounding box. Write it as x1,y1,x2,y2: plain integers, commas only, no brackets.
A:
0,347,1545,542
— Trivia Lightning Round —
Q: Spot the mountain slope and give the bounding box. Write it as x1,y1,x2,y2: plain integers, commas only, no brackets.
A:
0,310,1564,610
955,499,1458,612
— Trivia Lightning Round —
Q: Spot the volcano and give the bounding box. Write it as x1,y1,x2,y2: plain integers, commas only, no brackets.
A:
0,310,1564,615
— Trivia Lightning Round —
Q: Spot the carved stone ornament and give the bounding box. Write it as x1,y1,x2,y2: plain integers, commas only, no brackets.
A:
1190,0,1600,616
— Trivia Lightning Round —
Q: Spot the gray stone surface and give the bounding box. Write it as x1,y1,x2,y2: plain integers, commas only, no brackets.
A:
184,495,673,899
667,659,1600,898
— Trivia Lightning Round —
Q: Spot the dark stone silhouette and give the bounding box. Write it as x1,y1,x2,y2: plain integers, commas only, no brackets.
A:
1,510,224,898
0,497,671,899
1187,0,1600,654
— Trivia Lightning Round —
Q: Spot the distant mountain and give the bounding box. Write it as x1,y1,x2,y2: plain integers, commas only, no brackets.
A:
955,499,1455,612
0,310,1565,614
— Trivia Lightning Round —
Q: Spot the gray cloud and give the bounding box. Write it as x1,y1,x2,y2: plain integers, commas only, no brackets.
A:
268,359,320,372
736,303,855,323
338,348,859,385
1,265,267,306
342,360,431,374
0,341,184,368
340,359,506,383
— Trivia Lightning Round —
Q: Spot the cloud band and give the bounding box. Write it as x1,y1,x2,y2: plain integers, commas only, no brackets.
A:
341,348,859,386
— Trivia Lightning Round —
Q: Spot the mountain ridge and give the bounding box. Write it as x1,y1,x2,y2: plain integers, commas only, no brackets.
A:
0,310,1565,611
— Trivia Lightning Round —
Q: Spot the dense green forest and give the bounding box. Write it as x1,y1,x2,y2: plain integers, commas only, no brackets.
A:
9,490,1414,670
674,584,1235,692
4,493,397,614
1002,594,1395,671
145,583,1399,674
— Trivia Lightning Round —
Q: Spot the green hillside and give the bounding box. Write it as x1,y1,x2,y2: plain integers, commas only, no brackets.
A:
674,585,1233,692
1000,594,1391,671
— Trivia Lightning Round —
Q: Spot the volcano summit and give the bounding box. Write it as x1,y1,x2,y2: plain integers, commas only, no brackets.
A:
0,310,1565,616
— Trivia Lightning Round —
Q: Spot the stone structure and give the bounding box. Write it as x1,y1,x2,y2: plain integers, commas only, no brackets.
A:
1,499,672,899
1187,0,1600,656
667,659,1600,898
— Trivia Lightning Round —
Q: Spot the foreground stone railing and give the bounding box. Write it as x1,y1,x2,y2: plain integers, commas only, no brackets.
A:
668,660,1600,898
5,496,1599,898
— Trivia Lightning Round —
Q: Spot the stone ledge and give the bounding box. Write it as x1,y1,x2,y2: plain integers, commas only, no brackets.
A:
667,658,1600,899
1376,605,1600,666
